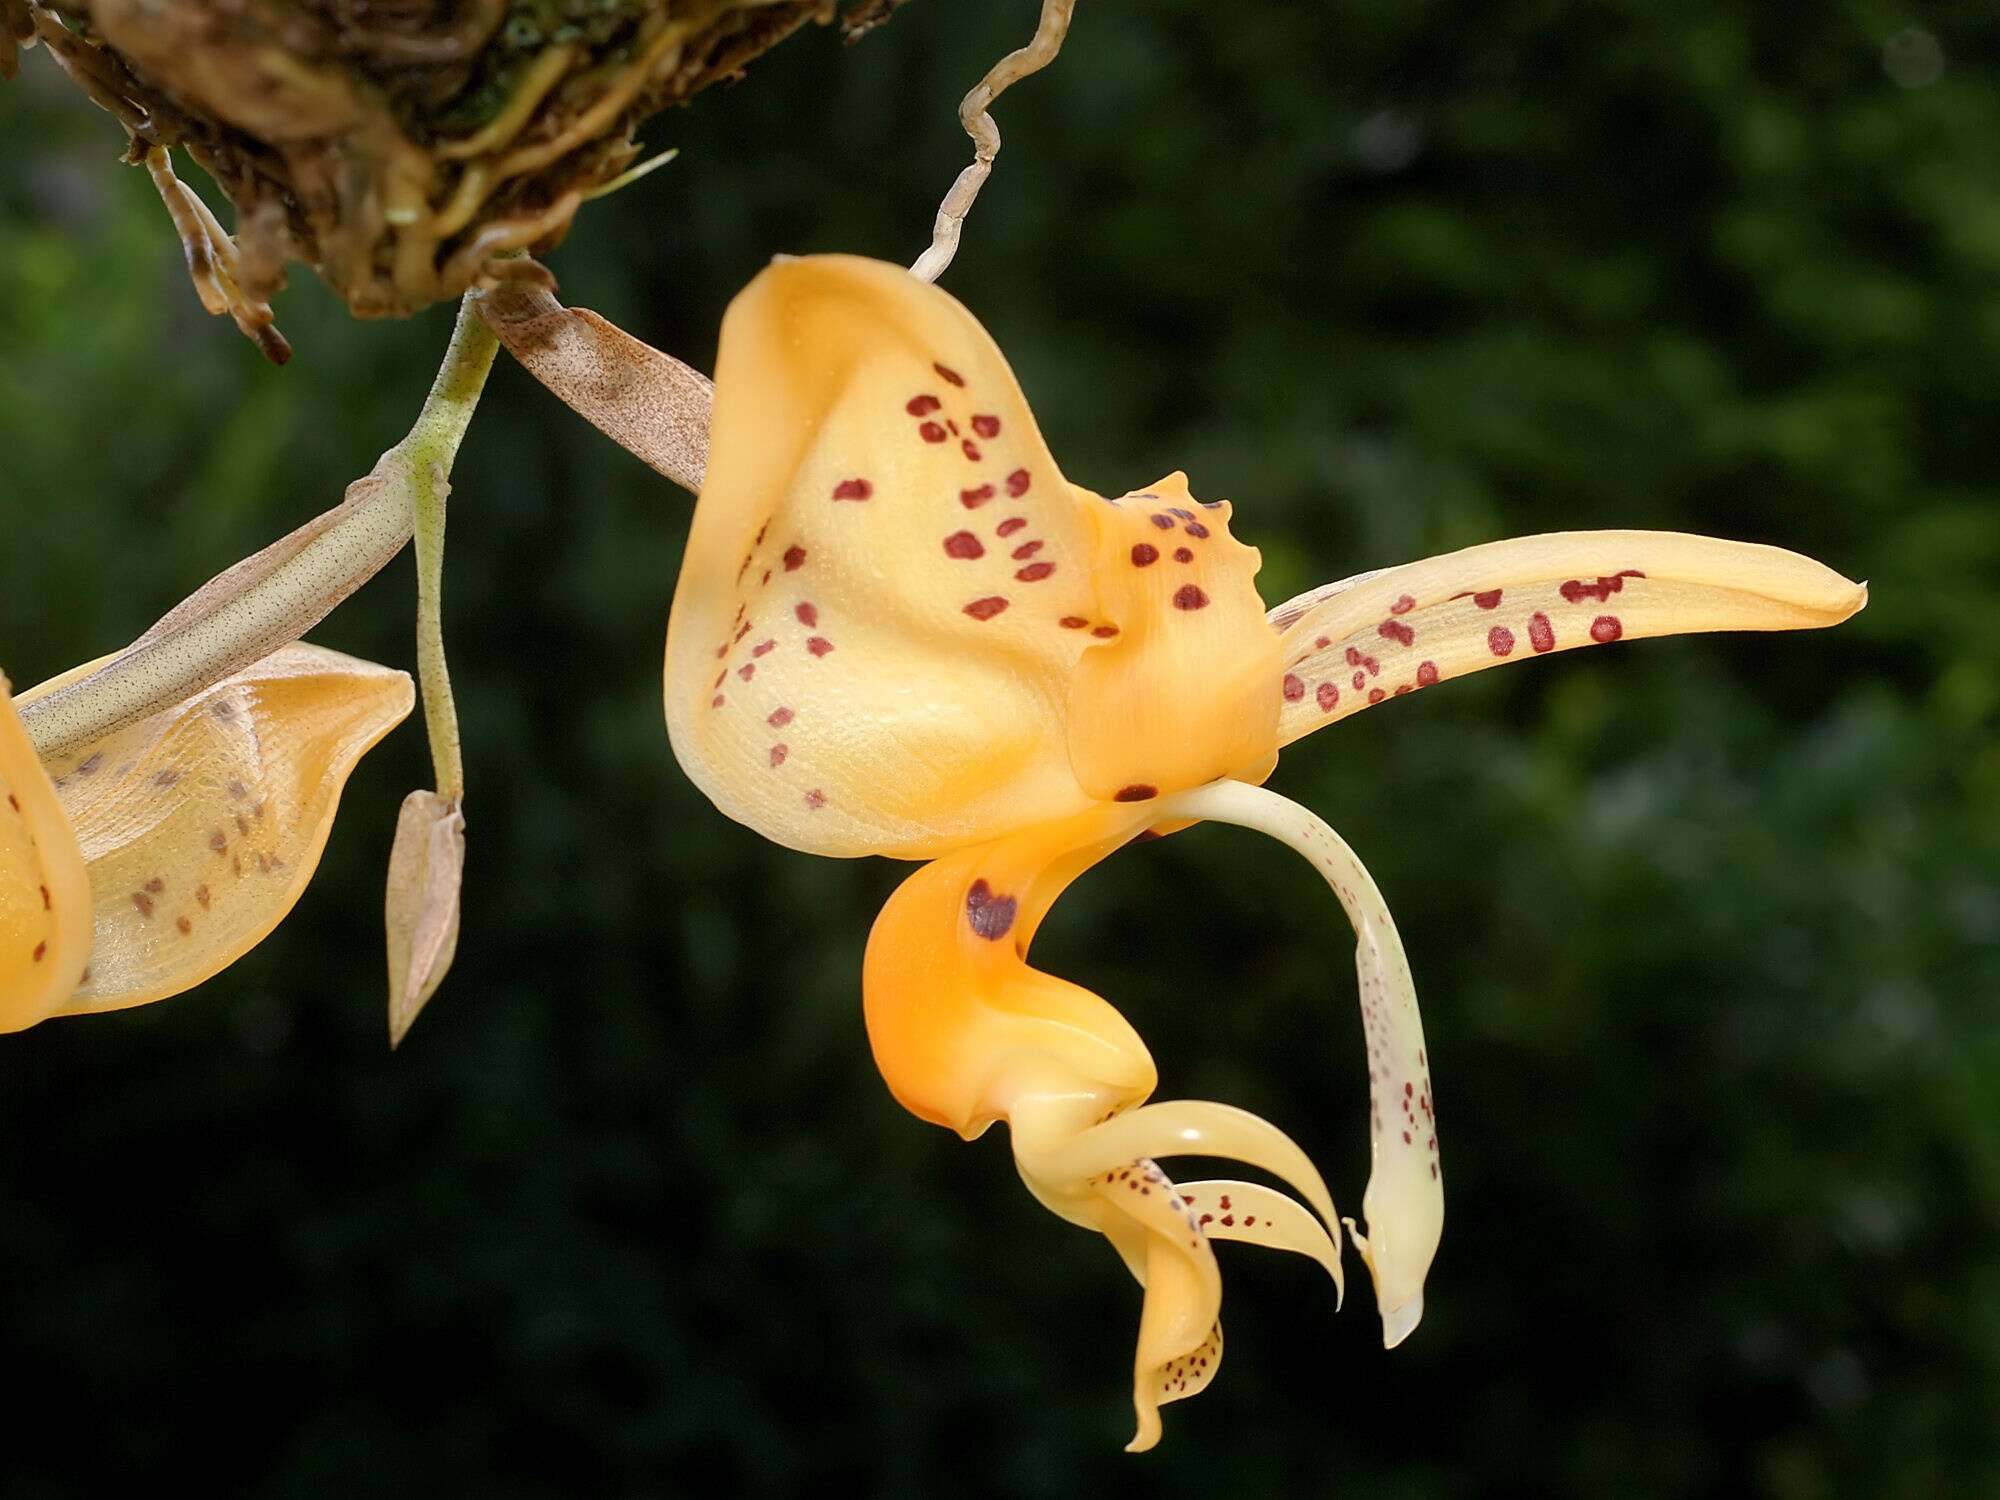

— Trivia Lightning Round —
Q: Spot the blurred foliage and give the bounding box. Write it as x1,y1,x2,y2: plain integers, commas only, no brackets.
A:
2,2,1997,1495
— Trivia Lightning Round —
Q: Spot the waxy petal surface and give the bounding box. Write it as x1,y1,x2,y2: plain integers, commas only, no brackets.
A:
1270,530,1865,743
0,675,92,1030
22,644,412,1014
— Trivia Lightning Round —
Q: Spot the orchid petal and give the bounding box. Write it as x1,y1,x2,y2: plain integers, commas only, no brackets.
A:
1160,778,1438,1348
19,644,412,1015
0,675,92,1030
666,254,1118,859
1268,530,1865,744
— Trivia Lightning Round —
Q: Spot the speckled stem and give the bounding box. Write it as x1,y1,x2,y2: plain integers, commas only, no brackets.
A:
20,297,498,763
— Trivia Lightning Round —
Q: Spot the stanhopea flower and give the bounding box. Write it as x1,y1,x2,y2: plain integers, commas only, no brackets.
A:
657,254,1866,1449
0,645,412,1030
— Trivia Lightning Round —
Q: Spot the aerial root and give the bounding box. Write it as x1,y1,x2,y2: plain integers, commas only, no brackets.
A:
141,146,292,364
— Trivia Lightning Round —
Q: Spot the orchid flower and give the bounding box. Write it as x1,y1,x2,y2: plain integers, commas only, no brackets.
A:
624,254,1864,1450
1,646,411,1030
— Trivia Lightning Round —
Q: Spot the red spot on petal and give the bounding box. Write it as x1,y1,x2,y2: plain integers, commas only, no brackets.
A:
961,439,982,461
934,362,965,387
769,744,789,767
1488,625,1515,656
964,596,1010,621
919,421,947,443
768,708,794,727
1317,681,1339,712
1283,673,1306,702
1005,468,1032,497
752,639,776,657
1012,540,1044,560
1060,616,1089,629
996,517,1028,537
805,789,827,809
1379,619,1415,647
1130,543,1159,567
943,530,985,559
1114,784,1158,802
1591,614,1623,643
710,695,725,709
1394,684,1411,696
1368,687,1386,704
960,484,995,508
1473,589,1502,609
832,478,873,501
1352,671,1367,691
906,394,941,415
783,545,807,571
1416,660,1439,686
972,414,1001,438
965,879,1017,939
1091,625,1120,638
1174,546,1194,562
1172,584,1210,610
737,664,756,681
1390,593,1416,615
794,601,818,627
1015,562,1055,582
806,637,834,656
1529,612,1556,653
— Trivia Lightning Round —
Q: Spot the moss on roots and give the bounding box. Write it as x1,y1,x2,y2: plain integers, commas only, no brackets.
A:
6,0,910,347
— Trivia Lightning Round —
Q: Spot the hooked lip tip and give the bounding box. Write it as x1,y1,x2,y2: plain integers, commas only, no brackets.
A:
1380,1290,1424,1349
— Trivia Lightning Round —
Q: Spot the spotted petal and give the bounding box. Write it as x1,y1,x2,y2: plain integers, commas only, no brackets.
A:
665,254,1115,858
20,644,412,1015
1268,530,1866,744
0,674,92,1030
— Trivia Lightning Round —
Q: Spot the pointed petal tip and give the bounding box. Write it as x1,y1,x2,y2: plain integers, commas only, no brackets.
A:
1380,1290,1423,1349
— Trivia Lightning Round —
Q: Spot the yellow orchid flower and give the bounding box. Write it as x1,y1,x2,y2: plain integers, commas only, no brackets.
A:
0,645,412,1030
652,254,1866,1451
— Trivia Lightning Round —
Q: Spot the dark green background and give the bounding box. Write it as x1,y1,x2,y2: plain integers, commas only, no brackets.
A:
3,3,1996,1495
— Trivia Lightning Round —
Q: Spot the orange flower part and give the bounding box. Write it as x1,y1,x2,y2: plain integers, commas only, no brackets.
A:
656,253,1866,1450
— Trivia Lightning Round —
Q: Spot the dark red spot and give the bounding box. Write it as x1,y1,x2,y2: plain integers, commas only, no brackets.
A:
5,794,16,812
1091,625,1120,638
964,879,1017,940
1416,660,1439,686
934,362,965,387
1315,635,1331,649
1488,626,1515,657
710,695,725,708
1317,681,1339,712
1149,513,1176,530
1473,589,1502,609
1114,784,1158,802
804,789,827,810
132,892,155,918
1352,671,1366,691
1390,593,1416,615
1283,673,1306,702
919,421,947,443
1006,468,1032,497
972,414,1001,438
960,484,995,508
961,439,982,461
760,570,771,586
1403,1130,1412,1145
1015,562,1055,582
1130,543,1159,567
1012,540,1044,560
1529,612,1555,653
769,744,788,767
1590,614,1624,643
996,517,1028,537
1368,687,1386,704
39,885,49,910
806,637,834,656
1173,585,1210,610
1394,684,1411,696
734,621,752,642
906,394,941,415
1379,619,1415,647
752,639,776,657
1174,547,1194,563
794,602,818,627
736,664,756,681
832,478,873,501
31,941,45,962
768,708,794,727
1060,616,1089,629
943,530,985,560
964,596,1010,621
1345,647,1363,665
783,545,807,571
